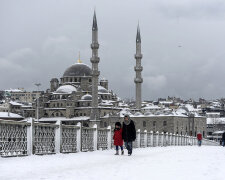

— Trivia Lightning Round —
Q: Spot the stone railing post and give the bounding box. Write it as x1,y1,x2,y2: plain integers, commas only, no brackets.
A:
172,134,175,146
174,134,177,146
165,132,168,146
150,131,154,147
55,120,62,153
93,124,98,151
191,136,194,145
169,133,172,146
177,134,180,146
188,136,190,146
184,134,187,146
161,132,164,147
181,135,184,146
144,130,147,148
76,122,82,152
107,126,112,149
27,118,34,155
179,134,182,146
156,131,159,147
137,129,141,148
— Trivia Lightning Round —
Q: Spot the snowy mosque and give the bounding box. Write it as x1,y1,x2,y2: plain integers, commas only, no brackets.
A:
31,11,206,137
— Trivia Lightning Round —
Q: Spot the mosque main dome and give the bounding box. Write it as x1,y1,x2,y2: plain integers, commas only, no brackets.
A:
63,63,92,77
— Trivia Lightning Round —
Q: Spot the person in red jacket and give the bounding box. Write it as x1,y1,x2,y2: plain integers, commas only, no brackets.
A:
197,132,202,146
113,122,124,155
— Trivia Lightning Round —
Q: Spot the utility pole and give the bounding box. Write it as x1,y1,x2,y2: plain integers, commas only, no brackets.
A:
35,83,41,121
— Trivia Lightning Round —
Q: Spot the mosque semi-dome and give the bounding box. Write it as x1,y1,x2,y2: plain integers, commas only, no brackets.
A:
55,85,77,94
98,86,109,94
63,63,92,77
81,94,92,101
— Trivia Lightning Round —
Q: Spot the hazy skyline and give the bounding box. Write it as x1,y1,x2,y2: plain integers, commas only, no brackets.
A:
1,0,225,101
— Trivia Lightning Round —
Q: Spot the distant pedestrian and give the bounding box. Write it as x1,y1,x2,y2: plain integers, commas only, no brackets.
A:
113,122,124,155
122,115,136,156
222,131,225,147
197,132,202,146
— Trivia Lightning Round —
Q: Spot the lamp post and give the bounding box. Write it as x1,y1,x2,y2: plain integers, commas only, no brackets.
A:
35,83,41,121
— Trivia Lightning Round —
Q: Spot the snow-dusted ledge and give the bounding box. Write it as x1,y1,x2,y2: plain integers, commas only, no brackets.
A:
0,119,219,158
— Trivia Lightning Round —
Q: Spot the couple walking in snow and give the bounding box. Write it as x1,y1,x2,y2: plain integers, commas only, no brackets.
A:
113,115,136,156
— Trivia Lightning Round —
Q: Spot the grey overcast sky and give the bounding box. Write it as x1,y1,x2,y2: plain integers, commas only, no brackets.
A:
1,0,225,101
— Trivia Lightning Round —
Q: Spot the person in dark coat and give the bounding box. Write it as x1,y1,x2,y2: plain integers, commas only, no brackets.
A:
222,131,225,147
122,114,136,156
113,122,124,155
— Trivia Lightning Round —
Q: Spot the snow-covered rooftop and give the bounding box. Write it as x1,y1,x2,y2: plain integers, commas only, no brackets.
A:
38,116,90,122
9,101,23,106
207,117,225,124
0,112,23,118
5,88,24,93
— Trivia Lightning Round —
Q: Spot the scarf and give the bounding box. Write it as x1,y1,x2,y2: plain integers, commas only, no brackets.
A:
124,117,131,125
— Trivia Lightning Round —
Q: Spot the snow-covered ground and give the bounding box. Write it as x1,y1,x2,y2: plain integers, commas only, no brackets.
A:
1,146,224,180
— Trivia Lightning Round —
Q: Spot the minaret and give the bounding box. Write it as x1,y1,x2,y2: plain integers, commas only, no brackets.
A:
134,24,143,110
90,11,100,120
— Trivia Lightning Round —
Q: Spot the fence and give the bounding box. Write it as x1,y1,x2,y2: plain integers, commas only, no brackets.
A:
0,119,219,157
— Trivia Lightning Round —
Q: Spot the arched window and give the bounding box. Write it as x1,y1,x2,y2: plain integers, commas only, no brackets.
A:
163,121,167,126
104,122,107,127
100,121,103,128
143,121,146,127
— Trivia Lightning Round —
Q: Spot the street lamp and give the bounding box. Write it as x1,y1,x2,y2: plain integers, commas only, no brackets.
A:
35,83,41,121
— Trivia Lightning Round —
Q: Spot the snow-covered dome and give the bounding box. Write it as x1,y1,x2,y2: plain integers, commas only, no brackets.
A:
63,63,91,77
81,94,92,100
134,112,143,116
98,86,109,93
55,85,77,94
144,111,152,116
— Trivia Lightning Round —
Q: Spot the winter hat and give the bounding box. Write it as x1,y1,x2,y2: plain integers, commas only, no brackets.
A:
124,114,131,125
115,122,121,127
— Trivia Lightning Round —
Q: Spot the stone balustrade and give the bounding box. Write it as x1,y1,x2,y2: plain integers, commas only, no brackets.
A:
0,119,219,158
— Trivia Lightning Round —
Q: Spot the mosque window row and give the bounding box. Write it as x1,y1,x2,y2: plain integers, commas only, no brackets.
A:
51,112,64,117
75,102,91,107
100,122,108,128
75,112,87,117
52,103,64,108
61,77,92,83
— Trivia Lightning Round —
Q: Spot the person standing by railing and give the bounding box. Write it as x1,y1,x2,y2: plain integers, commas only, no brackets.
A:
222,131,225,147
122,115,136,156
113,122,124,155
197,132,202,146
